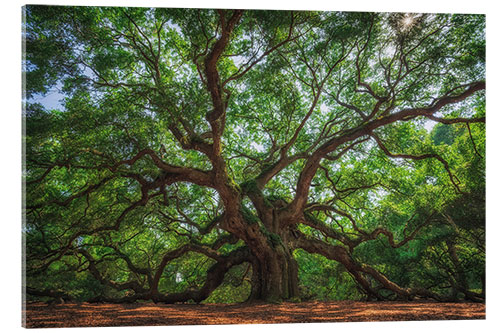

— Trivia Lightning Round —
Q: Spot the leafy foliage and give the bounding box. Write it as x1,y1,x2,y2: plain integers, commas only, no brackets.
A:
24,6,485,304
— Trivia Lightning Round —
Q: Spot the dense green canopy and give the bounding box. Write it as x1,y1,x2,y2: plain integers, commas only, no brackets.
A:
24,6,485,303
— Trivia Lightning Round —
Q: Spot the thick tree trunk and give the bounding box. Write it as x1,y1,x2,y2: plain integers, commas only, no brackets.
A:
219,194,301,303
243,226,300,303
247,248,299,302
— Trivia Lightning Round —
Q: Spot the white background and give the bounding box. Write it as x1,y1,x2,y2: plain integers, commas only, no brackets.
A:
2,0,498,332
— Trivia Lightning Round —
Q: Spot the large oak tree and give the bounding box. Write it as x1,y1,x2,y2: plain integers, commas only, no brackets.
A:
24,6,485,303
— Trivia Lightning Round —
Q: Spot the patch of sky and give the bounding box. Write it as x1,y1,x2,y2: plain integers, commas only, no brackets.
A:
368,188,389,205
180,222,197,233
319,103,329,116
425,176,437,185
422,110,446,132
27,62,99,112
76,236,84,246
30,88,65,111
232,55,246,67
251,142,265,153
423,119,436,132
168,21,182,35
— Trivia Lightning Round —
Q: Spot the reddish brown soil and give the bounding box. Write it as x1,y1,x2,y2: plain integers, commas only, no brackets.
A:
23,300,485,328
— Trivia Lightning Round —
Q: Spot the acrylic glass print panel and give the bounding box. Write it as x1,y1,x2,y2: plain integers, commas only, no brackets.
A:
22,4,485,328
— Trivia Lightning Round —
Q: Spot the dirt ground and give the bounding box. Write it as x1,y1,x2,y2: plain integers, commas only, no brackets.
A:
23,300,485,328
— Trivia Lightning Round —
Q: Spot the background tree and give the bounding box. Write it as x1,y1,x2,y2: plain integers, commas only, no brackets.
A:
24,6,485,303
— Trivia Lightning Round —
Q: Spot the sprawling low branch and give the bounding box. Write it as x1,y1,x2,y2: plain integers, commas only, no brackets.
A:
150,243,224,294
77,248,149,294
155,246,250,303
58,236,250,304
294,230,453,301
26,287,74,302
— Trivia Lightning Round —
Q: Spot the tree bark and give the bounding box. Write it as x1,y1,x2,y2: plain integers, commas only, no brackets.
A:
247,242,300,302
